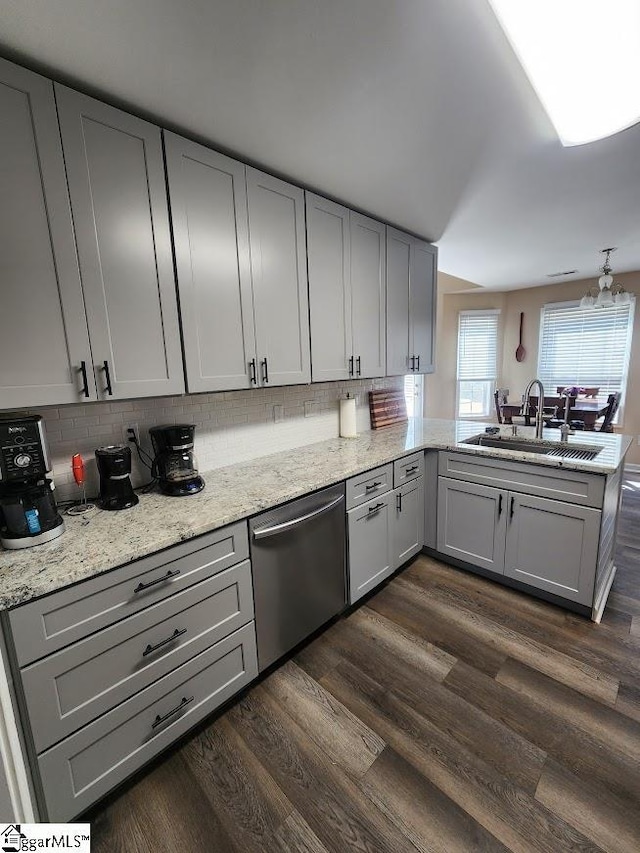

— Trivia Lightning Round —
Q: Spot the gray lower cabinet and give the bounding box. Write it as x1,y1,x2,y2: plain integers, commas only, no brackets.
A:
306,193,386,383
504,492,601,606
386,227,437,376
392,477,425,570
436,474,601,606
164,134,256,392
437,477,507,573
37,622,257,822
55,85,184,400
246,168,311,387
20,561,254,752
347,496,393,604
6,521,258,820
347,455,425,603
0,58,94,408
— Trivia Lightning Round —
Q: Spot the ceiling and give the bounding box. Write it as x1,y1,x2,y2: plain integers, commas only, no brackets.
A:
1,0,639,291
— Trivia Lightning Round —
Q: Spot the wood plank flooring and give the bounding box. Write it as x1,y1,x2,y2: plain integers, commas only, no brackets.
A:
89,477,640,852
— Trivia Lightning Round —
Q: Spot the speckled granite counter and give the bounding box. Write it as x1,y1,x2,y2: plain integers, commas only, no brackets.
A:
0,418,632,610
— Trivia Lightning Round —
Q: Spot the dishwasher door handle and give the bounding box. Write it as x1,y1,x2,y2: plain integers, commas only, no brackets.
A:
252,494,345,541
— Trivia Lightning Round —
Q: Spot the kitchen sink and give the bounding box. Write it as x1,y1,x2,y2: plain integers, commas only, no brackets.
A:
462,434,602,461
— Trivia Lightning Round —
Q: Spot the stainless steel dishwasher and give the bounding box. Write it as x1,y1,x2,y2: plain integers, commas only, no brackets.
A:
250,483,346,671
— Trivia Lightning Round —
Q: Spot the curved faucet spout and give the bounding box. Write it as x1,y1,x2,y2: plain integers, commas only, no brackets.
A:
523,378,545,439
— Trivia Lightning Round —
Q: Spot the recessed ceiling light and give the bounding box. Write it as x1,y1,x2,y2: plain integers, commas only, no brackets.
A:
488,0,640,146
546,270,578,278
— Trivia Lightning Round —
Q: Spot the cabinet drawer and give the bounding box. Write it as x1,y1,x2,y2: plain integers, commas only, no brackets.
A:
439,452,604,508
346,463,393,509
393,452,424,487
37,622,258,822
21,561,253,753
9,521,249,666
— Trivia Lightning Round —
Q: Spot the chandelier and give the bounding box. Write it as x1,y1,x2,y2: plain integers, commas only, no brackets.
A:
580,248,631,309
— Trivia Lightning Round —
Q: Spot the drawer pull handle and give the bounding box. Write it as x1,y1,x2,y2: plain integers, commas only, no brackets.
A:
367,502,385,515
249,358,257,385
151,695,194,730
510,496,515,520
134,569,180,594
404,465,419,475
498,494,503,516
397,492,402,512
365,481,382,492
348,355,354,377
143,627,186,657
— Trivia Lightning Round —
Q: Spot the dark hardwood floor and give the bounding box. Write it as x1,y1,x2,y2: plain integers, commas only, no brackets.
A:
89,477,640,852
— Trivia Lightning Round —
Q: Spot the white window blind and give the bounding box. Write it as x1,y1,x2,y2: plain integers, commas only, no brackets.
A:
457,311,500,380
457,310,500,417
537,299,635,413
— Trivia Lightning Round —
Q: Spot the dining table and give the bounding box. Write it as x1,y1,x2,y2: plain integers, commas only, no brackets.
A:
566,399,609,430
500,397,608,430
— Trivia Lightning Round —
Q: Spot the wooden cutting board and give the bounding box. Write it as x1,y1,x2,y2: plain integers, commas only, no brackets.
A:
369,389,407,429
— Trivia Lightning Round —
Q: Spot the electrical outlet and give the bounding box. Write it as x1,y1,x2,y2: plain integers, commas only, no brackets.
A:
273,405,284,423
304,401,320,417
125,423,140,445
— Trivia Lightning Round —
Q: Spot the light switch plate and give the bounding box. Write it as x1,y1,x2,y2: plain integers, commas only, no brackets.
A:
273,405,284,423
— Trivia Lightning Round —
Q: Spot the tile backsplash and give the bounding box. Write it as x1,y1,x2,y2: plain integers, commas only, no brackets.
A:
29,377,402,502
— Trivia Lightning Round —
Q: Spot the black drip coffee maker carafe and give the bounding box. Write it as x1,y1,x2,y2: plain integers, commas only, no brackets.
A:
0,414,65,549
95,445,139,510
149,425,205,496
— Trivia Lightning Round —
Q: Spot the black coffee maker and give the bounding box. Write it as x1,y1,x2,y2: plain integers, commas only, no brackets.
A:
95,445,139,510
0,414,65,549
149,425,205,496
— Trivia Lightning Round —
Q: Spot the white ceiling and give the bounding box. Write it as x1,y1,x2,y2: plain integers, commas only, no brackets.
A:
1,0,638,290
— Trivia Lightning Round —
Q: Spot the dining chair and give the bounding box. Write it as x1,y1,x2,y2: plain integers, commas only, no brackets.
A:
494,388,509,423
598,393,621,432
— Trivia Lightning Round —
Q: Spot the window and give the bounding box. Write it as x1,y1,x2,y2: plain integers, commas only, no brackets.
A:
404,374,424,418
457,310,500,417
537,298,635,421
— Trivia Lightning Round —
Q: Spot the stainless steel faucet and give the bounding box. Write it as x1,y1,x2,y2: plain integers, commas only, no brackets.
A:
560,390,574,442
522,378,545,439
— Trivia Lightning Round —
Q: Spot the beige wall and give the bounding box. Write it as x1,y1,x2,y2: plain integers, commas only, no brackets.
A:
425,271,640,465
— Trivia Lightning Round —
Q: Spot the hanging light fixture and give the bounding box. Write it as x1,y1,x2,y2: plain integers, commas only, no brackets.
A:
580,248,631,309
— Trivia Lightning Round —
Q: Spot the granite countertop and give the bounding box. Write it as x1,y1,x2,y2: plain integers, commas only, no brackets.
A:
0,418,632,610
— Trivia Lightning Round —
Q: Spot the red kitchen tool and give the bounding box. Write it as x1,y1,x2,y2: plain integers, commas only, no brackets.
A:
67,454,96,517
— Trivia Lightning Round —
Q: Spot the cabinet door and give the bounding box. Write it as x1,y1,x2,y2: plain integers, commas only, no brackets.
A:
350,212,386,379
391,477,425,570
504,494,600,606
411,239,437,374
246,168,311,386
386,227,412,376
306,193,351,382
0,59,94,408
164,134,256,392
437,477,507,573
347,497,392,604
55,86,184,400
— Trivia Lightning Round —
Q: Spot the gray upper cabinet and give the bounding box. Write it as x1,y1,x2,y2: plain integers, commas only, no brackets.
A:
55,86,184,400
350,212,386,379
246,168,311,386
307,194,386,382
0,59,94,409
306,194,351,382
386,227,437,376
164,134,256,392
